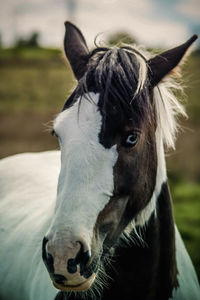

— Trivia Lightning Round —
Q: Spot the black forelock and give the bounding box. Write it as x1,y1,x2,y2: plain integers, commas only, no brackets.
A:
63,46,154,146
84,46,143,107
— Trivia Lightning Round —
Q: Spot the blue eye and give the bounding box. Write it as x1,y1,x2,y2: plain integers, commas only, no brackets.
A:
122,132,140,147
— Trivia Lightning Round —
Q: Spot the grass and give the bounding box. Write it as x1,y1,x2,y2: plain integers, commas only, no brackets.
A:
0,48,75,114
0,47,61,60
0,47,200,281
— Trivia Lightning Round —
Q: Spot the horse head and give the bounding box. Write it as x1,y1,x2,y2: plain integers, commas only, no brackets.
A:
42,22,197,294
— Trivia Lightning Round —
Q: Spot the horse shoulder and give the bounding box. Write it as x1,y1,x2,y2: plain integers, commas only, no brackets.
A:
0,151,60,300
171,225,200,300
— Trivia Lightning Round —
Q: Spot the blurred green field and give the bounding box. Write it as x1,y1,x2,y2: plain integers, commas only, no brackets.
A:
0,47,200,280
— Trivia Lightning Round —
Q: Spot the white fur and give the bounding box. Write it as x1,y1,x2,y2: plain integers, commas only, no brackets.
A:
47,92,118,251
0,151,60,300
154,80,187,149
172,226,200,299
133,51,148,97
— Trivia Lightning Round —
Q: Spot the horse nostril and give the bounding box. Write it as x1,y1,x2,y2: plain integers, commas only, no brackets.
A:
67,258,78,274
42,236,54,274
67,241,90,275
77,241,90,265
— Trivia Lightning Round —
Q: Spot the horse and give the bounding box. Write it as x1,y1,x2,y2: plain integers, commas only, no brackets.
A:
0,21,199,300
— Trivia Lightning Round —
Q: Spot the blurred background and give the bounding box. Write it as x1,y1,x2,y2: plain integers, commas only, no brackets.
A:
0,0,200,280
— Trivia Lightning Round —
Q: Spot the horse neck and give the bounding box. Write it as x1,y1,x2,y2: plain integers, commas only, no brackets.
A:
146,182,178,298
104,130,178,300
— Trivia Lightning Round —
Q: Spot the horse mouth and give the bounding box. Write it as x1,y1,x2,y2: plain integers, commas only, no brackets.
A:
53,273,96,292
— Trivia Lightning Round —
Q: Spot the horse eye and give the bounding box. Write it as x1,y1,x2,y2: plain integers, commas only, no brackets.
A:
122,132,140,147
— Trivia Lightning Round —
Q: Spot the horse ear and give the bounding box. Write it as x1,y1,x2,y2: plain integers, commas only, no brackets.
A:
148,35,198,87
64,21,89,80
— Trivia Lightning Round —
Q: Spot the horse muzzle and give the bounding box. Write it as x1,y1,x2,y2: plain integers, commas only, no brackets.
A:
42,235,97,292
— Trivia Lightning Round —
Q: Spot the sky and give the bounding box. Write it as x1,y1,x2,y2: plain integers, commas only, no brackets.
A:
0,0,199,49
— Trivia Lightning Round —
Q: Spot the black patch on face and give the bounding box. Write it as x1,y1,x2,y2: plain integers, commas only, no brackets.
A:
95,122,157,250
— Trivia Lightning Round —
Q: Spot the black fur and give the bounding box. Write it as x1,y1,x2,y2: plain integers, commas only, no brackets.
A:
101,182,178,300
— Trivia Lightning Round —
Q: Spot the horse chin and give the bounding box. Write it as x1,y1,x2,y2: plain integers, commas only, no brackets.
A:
52,273,96,292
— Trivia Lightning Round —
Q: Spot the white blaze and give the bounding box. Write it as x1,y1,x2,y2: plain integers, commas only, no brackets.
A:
48,92,118,246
